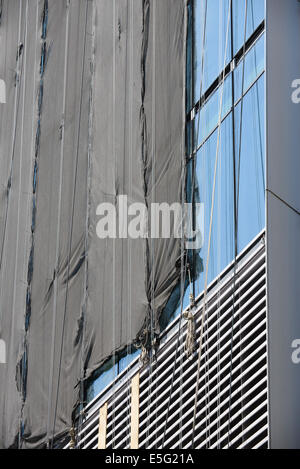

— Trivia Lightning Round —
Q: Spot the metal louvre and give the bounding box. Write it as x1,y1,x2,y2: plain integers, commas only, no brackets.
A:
65,232,268,449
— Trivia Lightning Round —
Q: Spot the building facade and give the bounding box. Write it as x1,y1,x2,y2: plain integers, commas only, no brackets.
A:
0,0,299,450
78,0,300,450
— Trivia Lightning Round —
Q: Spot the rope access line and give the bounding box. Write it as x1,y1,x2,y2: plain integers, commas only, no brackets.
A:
161,0,208,448
191,2,231,449
46,0,70,447
226,0,248,448
50,0,89,448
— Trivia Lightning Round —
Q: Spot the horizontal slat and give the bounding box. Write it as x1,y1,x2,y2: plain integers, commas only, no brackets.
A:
139,286,266,402
139,309,267,425
66,236,267,450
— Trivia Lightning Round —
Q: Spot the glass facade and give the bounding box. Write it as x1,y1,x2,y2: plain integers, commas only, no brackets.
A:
87,0,266,402
189,0,266,297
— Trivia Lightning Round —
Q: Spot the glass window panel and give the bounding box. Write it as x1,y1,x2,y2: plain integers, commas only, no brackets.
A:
194,73,232,150
195,113,235,297
235,75,265,253
195,0,231,102
162,286,191,328
233,0,265,55
234,33,265,101
119,349,140,374
86,363,118,403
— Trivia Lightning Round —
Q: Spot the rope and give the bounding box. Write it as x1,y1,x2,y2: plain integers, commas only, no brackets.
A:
161,0,207,448
178,0,190,433
148,0,157,446
160,249,189,448
15,0,29,448
250,0,265,197
226,0,248,447
122,0,132,448
194,0,208,156
51,0,89,447
215,1,227,446
77,0,95,448
236,0,248,230
112,0,117,448
183,295,196,359
191,2,231,449
203,3,228,447
46,0,70,446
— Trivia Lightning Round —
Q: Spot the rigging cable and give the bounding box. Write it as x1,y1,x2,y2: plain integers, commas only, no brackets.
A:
119,0,133,448
251,0,265,197
112,0,117,448
77,0,96,448
148,0,157,447
236,0,248,229
50,0,89,447
160,249,189,448
190,1,231,449
161,0,208,449
215,1,227,446
15,0,29,449
226,0,248,448
125,0,133,448
46,0,70,447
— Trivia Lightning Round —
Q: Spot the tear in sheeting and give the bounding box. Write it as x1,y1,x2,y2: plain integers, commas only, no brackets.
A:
0,0,186,448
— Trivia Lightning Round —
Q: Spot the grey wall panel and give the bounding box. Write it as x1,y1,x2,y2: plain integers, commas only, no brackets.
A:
266,0,300,213
266,0,300,449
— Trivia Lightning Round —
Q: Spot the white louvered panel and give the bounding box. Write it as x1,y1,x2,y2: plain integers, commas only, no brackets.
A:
139,306,267,445
64,233,268,450
139,327,267,447
139,241,267,449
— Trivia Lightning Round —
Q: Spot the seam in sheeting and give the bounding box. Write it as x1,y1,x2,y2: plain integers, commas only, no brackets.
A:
77,0,96,445
19,0,49,448
46,0,70,448
18,0,40,450
51,0,90,448
12,0,29,448
135,0,151,355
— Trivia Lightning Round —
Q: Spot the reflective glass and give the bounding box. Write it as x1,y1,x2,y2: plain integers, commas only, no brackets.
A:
194,0,231,102
195,113,235,296
86,348,141,403
194,73,232,150
86,363,117,403
119,349,140,374
233,0,265,55
235,75,265,253
234,33,265,101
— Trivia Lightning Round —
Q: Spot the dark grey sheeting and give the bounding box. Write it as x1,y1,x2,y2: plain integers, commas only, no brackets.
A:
0,0,186,448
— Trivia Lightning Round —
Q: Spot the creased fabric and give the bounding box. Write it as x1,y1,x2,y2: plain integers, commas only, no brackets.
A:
85,0,186,378
0,0,186,448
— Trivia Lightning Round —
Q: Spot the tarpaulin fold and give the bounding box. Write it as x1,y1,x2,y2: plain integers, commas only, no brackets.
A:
0,0,186,448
